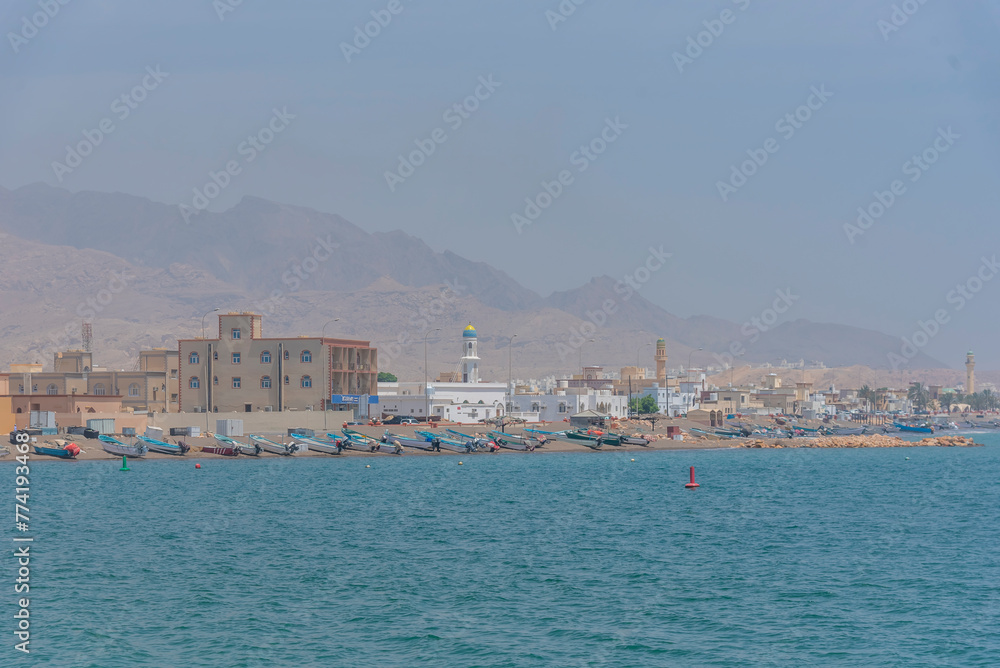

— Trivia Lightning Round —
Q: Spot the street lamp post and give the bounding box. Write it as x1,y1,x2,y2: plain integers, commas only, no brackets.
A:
201,307,220,339
424,328,441,423
200,307,219,425
507,334,518,414
636,342,652,369
321,318,340,429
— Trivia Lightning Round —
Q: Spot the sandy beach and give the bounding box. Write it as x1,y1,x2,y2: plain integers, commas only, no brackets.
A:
5,418,986,462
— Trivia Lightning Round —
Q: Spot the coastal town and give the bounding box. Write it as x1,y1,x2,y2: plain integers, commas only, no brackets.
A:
2,312,993,459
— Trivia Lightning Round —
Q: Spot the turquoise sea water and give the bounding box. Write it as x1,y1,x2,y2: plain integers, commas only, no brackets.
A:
8,435,1000,667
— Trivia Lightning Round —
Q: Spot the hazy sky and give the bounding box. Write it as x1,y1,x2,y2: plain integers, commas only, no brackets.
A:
2,1,999,367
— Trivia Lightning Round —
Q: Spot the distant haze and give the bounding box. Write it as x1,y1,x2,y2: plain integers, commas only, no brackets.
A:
1,1,998,367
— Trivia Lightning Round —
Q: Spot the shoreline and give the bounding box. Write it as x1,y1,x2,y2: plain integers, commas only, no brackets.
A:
4,431,984,463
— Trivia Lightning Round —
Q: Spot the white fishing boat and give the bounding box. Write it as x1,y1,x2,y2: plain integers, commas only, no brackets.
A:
249,434,300,456
99,434,148,458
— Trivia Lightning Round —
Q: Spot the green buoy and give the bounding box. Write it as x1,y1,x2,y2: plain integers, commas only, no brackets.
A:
120,455,130,472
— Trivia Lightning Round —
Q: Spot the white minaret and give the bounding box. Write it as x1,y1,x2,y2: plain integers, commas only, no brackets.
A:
461,323,480,383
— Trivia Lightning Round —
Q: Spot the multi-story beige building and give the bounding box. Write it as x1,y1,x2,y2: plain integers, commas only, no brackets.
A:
3,349,179,413
178,313,377,413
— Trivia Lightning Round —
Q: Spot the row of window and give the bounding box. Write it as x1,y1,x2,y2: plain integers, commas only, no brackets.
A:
41,383,144,397
188,350,312,365
189,375,313,389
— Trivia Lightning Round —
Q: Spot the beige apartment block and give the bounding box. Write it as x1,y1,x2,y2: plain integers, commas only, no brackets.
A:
178,312,377,413
3,349,179,414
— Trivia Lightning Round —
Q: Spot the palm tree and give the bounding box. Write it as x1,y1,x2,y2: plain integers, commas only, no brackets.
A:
858,385,874,414
908,383,930,413
939,391,955,413
981,388,998,412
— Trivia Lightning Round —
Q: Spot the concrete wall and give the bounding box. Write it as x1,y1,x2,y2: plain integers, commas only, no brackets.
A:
147,410,356,435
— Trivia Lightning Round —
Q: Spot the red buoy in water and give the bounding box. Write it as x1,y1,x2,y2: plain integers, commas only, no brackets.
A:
195,463,201,469
685,466,699,488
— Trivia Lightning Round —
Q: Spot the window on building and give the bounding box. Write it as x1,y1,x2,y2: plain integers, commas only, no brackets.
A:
189,352,199,364
213,350,218,360
301,350,312,363
94,383,106,396
213,376,218,386
283,350,289,360
232,377,242,389
189,377,200,389
46,384,58,395
261,351,271,364
32,385,37,393
232,328,241,340
128,383,140,397
301,375,312,388
284,375,289,385
170,369,177,379
232,352,241,364
261,376,271,389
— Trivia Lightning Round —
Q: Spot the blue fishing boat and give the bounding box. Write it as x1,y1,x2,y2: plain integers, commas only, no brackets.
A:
415,430,476,453
381,429,435,451
894,423,934,434
33,442,80,458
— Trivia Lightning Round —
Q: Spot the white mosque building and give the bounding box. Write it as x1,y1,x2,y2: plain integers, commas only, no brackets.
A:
377,324,507,424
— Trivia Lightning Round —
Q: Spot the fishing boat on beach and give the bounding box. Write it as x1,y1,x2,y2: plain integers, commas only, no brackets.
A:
34,441,81,458
416,430,477,452
341,429,403,454
200,444,239,456
214,434,261,456
381,430,435,451
567,429,622,446
249,434,300,455
488,430,538,450
617,433,652,446
445,429,493,450
290,433,344,455
138,435,190,455
523,427,570,442
99,434,148,458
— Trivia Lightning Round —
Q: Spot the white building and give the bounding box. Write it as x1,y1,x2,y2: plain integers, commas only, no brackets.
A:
377,324,505,424
510,381,628,423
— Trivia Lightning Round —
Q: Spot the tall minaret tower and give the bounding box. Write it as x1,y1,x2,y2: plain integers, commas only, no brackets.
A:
655,338,668,386
461,323,480,383
966,350,975,394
